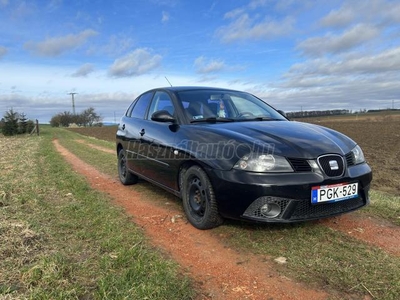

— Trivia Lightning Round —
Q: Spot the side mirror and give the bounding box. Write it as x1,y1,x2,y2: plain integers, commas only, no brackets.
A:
277,109,289,120
151,110,176,123
277,109,286,117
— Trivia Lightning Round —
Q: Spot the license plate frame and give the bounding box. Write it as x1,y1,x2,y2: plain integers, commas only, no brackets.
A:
311,182,358,204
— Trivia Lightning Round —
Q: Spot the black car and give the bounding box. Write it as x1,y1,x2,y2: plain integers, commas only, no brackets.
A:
116,86,372,229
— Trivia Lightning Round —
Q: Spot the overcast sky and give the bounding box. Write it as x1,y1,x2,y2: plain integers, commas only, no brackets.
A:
1,0,400,123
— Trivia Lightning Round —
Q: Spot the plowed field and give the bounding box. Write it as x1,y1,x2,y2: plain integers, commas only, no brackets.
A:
69,117,400,196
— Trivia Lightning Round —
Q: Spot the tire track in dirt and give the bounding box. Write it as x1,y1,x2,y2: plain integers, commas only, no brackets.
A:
75,139,115,154
79,138,400,258
53,139,329,300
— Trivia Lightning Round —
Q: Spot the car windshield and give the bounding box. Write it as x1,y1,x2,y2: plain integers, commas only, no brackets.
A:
176,89,286,123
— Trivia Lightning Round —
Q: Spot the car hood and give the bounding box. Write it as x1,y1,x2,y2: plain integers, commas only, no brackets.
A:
178,121,356,162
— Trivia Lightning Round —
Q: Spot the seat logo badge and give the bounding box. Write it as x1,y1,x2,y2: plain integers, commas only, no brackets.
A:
329,160,339,170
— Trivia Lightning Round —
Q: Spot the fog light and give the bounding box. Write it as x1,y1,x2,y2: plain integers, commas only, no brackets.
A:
260,203,281,218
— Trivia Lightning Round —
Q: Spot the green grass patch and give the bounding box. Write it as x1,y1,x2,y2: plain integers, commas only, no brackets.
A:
56,129,181,208
47,128,400,299
56,129,117,176
214,221,400,299
72,131,116,150
0,129,194,299
362,190,400,225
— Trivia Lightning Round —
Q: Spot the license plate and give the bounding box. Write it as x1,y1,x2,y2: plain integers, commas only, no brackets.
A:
311,182,358,204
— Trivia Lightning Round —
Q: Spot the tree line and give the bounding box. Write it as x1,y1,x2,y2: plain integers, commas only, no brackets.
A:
50,107,102,127
0,109,35,136
287,109,351,118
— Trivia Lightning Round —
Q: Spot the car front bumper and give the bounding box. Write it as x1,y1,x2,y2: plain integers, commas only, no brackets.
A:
206,162,372,223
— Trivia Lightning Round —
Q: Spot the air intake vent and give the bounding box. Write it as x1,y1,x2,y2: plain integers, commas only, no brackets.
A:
345,152,355,167
287,158,312,172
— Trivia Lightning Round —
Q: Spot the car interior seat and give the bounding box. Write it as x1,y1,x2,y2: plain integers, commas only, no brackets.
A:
186,102,202,118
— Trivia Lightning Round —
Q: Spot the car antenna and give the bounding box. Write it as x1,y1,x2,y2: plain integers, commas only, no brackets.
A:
165,76,173,87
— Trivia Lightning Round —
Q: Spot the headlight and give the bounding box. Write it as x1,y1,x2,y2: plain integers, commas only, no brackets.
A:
233,153,293,173
351,145,365,164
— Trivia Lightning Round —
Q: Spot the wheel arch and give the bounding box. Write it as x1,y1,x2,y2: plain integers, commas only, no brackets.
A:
177,160,214,197
116,142,124,156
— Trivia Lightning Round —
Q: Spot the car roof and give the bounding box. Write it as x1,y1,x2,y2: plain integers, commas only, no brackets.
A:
152,86,241,93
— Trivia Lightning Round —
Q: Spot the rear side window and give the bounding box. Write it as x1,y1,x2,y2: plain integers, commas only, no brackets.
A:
130,92,153,119
125,101,135,117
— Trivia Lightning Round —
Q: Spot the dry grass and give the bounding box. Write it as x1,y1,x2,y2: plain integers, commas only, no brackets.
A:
0,133,194,299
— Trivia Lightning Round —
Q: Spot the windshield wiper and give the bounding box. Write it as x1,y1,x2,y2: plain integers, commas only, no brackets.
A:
190,117,235,123
240,117,284,121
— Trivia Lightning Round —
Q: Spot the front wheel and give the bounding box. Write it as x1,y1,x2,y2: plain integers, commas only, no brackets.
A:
118,149,138,185
181,166,223,229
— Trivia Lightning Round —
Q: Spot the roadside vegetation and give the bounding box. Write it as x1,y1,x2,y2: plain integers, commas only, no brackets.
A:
2,123,399,299
50,107,102,127
66,126,400,299
0,108,35,136
215,221,399,299
0,130,193,299
365,191,400,226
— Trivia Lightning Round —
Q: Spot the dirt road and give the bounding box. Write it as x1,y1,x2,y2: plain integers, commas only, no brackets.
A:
54,139,329,300
54,139,400,299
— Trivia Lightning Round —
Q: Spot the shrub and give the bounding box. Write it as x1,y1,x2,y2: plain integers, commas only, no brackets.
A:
2,108,19,136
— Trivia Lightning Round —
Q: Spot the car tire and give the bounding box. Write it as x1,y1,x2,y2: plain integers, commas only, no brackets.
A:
118,149,138,185
181,165,223,229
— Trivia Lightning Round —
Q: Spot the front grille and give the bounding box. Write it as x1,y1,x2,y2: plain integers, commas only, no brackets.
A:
345,152,355,167
290,197,365,220
318,154,345,177
243,196,291,220
288,158,312,172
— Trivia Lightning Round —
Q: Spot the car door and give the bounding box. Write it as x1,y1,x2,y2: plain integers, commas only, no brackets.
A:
138,91,180,190
121,91,153,174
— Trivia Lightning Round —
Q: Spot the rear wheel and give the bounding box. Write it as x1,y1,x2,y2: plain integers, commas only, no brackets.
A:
118,149,138,185
181,166,223,229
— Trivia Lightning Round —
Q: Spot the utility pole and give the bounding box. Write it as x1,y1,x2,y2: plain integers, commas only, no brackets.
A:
68,92,78,115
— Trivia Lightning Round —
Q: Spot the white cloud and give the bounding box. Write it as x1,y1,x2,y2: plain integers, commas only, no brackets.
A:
266,43,400,112
319,0,400,28
89,35,134,56
289,46,400,77
109,48,162,77
161,11,170,23
320,6,355,28
297,24,380,56
255,74,400,112
24,29,98,57
248,0,267,9
194,56,225,74
0,0,8,7
216,14,294,43
223,8,245,19
71,63,95,77
0,46,8,59
274,0,298,12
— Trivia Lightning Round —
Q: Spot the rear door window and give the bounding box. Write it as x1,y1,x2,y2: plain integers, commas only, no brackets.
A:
130,92,153,119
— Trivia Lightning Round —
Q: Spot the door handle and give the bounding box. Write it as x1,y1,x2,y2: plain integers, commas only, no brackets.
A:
122,124,125,130
139,129,145,136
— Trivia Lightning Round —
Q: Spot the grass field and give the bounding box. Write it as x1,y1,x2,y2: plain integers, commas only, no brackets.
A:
0,131,194,299
1,115,400,299
67,118,400,299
